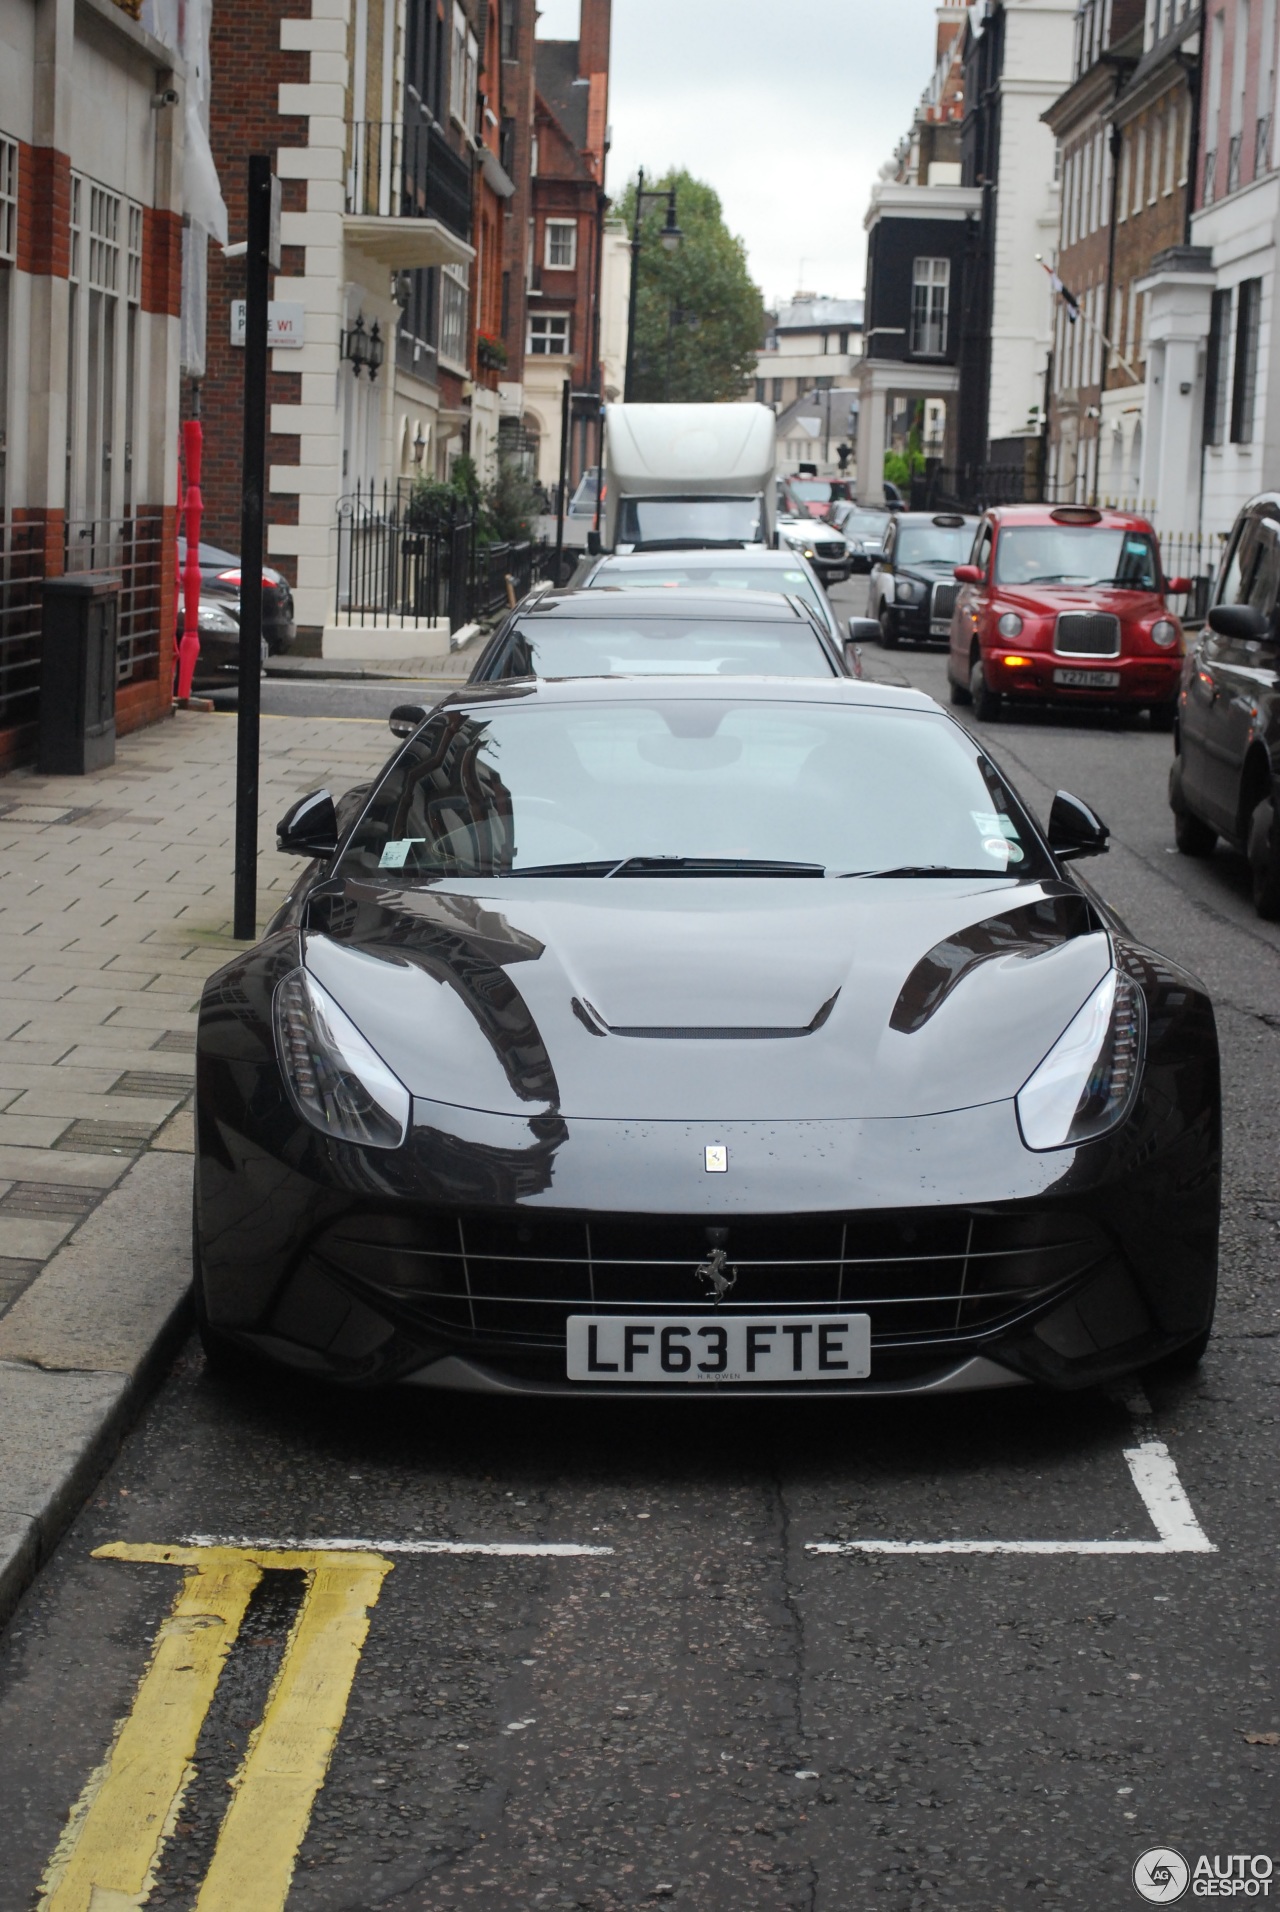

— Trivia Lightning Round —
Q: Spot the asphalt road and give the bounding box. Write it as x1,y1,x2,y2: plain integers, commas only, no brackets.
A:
1,588,1277,1911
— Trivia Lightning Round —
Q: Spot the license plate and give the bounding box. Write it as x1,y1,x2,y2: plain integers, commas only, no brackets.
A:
1054,667,1121,688
565,1314,872,1384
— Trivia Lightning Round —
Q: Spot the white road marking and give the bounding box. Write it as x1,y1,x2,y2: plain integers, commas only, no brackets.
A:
807,1441,1216,1557
180,1535,614,1557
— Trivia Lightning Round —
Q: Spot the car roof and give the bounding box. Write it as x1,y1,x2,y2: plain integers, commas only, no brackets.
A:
890,512,980,527
517,589,818,623
591,549,809,571
982,504,1156,531
438,675,936,714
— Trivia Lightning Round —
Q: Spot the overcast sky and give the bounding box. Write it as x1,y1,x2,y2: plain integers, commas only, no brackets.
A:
534,0,944,307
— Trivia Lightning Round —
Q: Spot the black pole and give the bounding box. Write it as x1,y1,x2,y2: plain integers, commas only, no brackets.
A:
554,377,570,580
233,156,273,940
623,167,644,402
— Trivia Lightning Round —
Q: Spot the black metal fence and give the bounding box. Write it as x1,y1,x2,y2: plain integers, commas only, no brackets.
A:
346,120,473,239
335,483,553,631
0,516,45,733
63,513,165,686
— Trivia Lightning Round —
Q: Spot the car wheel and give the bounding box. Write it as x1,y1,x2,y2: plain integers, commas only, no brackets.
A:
1169,757,1217,857
878,608,899,648
1144,1322,1213,1380
969,656,1000,721
948,671,971,706
1247,794,1280,919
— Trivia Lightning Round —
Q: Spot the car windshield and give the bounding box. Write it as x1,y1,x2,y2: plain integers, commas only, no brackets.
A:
788,480,835,503
586,562,826,618
339,698,1045,881
894,524,975,567
995,526,1159,589
494,615,834,679
618,498,764,546
835,508,888,537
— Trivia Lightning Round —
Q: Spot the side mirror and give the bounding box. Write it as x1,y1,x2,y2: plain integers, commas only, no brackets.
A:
842,639,864,679
389,703,428,738
954,563,984,585
848,616,880,644
1048,790,1109,861
1165,575,1192,594
1208,603,1270,640
277,789,339,859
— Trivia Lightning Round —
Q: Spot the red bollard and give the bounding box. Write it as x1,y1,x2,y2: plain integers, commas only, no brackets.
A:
176,419,204,702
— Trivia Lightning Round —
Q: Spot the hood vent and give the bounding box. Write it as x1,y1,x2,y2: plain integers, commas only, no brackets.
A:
573,990,840,1041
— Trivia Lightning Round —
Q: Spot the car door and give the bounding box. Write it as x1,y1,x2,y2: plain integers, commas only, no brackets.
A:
1181,509,1273,831
871,519,896,618
1206,518,1280,835
951,519,993,685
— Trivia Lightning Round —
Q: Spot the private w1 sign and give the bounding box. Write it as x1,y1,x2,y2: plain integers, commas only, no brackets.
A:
230,301,306,348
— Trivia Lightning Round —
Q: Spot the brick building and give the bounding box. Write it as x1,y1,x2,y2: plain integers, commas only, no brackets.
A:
1044,0,1199,508
0,0,189,766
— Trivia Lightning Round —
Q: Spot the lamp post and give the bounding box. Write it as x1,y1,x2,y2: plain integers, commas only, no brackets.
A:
623,168,683,402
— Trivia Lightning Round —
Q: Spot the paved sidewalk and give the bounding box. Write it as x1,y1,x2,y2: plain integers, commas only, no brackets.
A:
0,705,394,1624
268,651,472,683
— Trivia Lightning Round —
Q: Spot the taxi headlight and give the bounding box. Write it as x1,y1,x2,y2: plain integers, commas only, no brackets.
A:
895,577,923,603
1016,970,1145,1152
1151,619,1180,648
997,612,1024,638
273,967,410,1149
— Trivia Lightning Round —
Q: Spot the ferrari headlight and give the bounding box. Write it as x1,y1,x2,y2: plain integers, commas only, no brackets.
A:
1150,618,1179,648
273,967,410,1150
1016,970,1144,1152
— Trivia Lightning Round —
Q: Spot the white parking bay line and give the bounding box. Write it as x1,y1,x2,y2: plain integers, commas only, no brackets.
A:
806,1441,1216,1558
180,1535,615,1557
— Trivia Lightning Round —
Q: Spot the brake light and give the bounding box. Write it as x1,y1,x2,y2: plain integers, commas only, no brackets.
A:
216,569,275,590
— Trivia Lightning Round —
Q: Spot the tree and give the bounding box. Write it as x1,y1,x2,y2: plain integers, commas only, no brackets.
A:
617,170,764,404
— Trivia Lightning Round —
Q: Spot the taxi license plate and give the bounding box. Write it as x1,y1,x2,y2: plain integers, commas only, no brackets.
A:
566,1314,872,1384
1054,667,1121,688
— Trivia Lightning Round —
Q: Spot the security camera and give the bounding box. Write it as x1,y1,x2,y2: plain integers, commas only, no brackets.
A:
151,87,180,108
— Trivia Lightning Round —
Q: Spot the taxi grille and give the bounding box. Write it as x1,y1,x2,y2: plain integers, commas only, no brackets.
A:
931,582,958,623
304,1207,1113,1360
1055,612,1121,657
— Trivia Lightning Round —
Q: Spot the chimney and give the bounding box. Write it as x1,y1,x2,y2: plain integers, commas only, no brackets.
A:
578,0,612,78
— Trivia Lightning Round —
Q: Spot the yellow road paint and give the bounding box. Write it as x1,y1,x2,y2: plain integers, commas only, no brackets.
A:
39,1544,392,1912
39,1551,263,1912
196,1556,393,1912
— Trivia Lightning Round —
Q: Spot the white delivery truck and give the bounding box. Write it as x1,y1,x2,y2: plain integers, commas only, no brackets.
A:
600,402,777,552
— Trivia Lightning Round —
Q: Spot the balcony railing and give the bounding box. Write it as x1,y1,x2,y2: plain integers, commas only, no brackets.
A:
1227,132,1243,197
1203,146,1216,205
1257,114,1273,177
346,121,473,243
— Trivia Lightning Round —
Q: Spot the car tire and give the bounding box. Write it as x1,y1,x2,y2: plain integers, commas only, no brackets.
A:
1144,1321,1213,1380
1247,794,1280,919
878,607,899,648
948,671,971,706
969,656,1000,722
1169,757,1217,857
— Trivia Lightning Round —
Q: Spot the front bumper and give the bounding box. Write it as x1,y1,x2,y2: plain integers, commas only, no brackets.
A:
985,647,1182,706
196,1047,1219,1398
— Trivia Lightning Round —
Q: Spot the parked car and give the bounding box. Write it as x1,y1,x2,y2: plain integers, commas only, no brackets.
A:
830,502,891,572
869,512,980,647
176,597,268,690
177,538,297,653
779,474,852,520
776,515,851,585
193,675,1219,1393
467,589,854,682
945,505,1189,724
572,545,849,656
1169,491,1280,916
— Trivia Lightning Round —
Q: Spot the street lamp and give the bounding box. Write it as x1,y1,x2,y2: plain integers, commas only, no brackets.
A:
624,168,683,401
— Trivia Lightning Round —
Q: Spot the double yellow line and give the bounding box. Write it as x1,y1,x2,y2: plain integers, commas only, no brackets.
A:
38,1542,393,1912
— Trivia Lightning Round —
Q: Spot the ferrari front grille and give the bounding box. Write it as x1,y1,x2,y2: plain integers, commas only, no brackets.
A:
307,1207,1114,1355
1055,612,1121,657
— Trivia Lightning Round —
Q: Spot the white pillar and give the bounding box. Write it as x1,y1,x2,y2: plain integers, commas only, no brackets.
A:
1136,254,1214,532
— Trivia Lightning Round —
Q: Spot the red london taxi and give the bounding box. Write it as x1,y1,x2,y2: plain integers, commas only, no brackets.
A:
945,505,1190,725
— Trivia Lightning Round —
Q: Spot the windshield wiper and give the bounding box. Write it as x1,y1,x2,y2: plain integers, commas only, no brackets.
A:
506,855,826,878
843,864,1019,880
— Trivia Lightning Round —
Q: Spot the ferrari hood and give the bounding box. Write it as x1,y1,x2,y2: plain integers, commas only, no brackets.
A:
302,878,1111,1122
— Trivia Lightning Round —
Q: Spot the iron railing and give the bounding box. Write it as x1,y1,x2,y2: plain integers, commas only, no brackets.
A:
335,482,552,631
63,513,165,686
0,516,45,733
346,120,474,241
